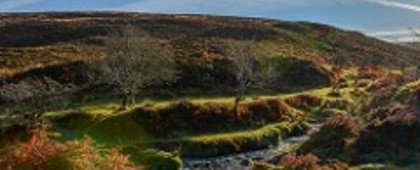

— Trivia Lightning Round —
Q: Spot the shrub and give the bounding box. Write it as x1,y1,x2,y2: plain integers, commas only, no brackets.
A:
192,102,233,132
279,153,320,170
279,152,346,170
49,137,138,170
284,94,324,112
0,127,61,170
134,100,232,135
251,162,282,170
324,115,359,132
241,100,272,125
242,99,294,125
299,115,359,159
134,98,295,136
0,127,140,170
265,99,295,121
351,107,420,164
357,67,386,80
366,75,400,93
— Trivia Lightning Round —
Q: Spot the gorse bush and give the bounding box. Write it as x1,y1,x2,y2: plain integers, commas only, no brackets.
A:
134,98,296,136
0,127,140,170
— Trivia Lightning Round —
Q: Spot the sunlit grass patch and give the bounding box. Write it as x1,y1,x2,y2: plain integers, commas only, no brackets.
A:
47,86,341,116
42,85,352,158
129,149,182,170
53,112,155,146
179,122,294,158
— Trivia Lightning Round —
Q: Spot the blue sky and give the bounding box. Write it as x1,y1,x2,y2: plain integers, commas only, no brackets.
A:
1,0,420,42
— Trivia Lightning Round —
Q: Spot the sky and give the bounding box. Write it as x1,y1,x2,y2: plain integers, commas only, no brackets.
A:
1,0,420,42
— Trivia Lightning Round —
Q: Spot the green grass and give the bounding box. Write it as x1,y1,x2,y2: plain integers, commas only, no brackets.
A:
48,85,358,145
53,112,155,146
43,75,365,162
47,86,352,118
179,122,294,157
129,149,182,170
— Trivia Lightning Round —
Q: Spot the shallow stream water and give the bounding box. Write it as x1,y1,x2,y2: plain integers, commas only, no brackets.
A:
181,123,323,170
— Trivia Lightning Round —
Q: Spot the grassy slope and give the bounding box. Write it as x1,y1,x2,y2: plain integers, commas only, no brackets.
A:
48,86,350,118
48,85,357,148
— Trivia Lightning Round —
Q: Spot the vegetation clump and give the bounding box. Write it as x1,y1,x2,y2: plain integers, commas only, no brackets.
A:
134,98,298,136
352,106,420,164
284,94,325,112
0,126,140,170
130,149,182,170
279,152,346,170
179,122,294,157
299,115,360,160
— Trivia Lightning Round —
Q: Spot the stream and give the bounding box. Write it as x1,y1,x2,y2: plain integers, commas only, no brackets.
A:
181,123,323,170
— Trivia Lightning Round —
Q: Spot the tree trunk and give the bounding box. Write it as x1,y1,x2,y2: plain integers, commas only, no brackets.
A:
234,96,240,116
120,90,136,110
129,93,136,106
234,82,246,116
121,95,129,110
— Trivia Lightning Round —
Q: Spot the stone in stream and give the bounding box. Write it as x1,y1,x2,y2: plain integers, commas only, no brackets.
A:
240,159,252,166
192,163,203,169
223,159,232,168
203,161,212,170
251,157,264,161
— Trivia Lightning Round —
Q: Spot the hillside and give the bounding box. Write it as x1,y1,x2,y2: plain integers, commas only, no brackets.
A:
1,12,419,83
2,12,420,169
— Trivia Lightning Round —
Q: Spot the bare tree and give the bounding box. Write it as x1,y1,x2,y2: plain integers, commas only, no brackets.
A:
225,41,259,114
330,40,346,95
90,25,177,109
0,77,73,130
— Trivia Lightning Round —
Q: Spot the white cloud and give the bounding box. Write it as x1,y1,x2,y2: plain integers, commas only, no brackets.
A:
363,0,420,13
369,29,411,37
368,28,420,42
0,0,45,11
